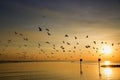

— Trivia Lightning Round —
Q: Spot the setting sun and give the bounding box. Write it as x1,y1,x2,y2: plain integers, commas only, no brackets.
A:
102,45,112,54
104,61,110,65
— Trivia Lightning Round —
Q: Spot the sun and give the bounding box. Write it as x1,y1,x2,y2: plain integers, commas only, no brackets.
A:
102,45,112,54
104,61,110,65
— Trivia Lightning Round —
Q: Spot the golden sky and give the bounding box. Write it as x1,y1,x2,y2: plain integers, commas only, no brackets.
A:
0,0,120,62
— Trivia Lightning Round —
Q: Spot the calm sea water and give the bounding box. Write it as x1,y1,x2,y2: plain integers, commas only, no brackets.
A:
0,61,120,80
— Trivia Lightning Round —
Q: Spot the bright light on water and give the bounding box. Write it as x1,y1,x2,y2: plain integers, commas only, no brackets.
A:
104,68,112,77
104,61,110,65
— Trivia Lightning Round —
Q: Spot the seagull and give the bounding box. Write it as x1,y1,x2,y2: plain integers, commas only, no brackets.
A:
86,35,88,38
112,43,114,46
60,46,64,49
62,41,65,44
76,42,79,45
14,31,18,35
46,28,50,31
23,38,28,41
63,50,65,52
93,41,96,44
66,42,70,45
65,34,69,37
38,43,41,48
19,33,23,36
75,36,77,39
46,41,50,44
8,40,12,43
85,45,90,48
74,46,76,49
38,27,42,31
47,32,51,36
101,42,103,44
24,44,27,47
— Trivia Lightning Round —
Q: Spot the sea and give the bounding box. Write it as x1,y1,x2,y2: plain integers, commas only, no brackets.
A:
0,61,120,80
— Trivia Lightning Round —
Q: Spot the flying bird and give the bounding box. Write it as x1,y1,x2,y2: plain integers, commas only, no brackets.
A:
66,42,70,45
23,38,28,41
85,45,91,48
76,42,79,45
65,34,69,37
24,44,27,47
75,36,77,39
46,28,50,31
8,40,12,43
46,41,50,44
38,27,42,31
38,43,41,48
14,31,18,35
47,32,51,36
74,46,76,49
60,46,65,49
86,35,88,38
101,42,103,44
112,43,114,46
19,33,23,36
62,41,65,44
93,41,96,44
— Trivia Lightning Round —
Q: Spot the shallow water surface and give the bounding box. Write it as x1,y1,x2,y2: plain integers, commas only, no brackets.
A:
0,62,120,80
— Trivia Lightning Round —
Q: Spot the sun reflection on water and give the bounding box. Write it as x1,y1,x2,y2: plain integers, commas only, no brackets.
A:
104,68,112,77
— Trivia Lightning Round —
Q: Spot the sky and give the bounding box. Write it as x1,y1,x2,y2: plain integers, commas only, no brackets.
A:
0,0,120,62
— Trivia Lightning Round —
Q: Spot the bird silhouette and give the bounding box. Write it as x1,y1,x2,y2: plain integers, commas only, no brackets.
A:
62,41,65,44
75,36,77,39
74,46,76,49
65,34,69,37
38,27,42,31
14,31,18,35
38,43,41,48
86,35,88,38
60,46,65,49
23,38,28,41
46,41,50,44
66,42,70,45
47,32,51,36
19,33,23,36
93,41,96,44
112,43,114,46
8,40,12,43
46,28,50,31
85,45,90,48
101,42,103,44
76,42,79,45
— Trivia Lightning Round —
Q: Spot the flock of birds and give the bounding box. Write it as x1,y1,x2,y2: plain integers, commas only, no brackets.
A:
0,26,120,61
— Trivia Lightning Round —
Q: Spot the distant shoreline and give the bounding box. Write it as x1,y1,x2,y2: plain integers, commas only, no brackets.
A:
101,65,120,67
0,60,75,63
0,60,120,64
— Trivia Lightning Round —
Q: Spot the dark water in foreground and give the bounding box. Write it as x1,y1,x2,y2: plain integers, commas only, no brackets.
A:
0,61,120,80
